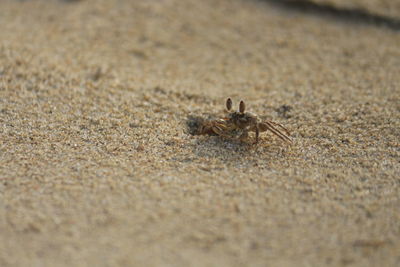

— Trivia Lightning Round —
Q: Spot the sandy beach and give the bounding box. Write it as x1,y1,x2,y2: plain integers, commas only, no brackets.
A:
0,0,399,266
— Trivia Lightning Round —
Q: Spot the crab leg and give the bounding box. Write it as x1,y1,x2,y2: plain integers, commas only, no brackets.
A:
255,125,259,144
212,124,231,138
259,121,292,143
266,121,291,136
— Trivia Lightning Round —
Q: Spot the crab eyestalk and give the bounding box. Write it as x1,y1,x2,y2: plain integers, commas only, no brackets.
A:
226,98,232,111
239,100,245,113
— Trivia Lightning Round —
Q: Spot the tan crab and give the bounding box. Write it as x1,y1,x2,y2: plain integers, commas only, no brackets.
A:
199,98,292,144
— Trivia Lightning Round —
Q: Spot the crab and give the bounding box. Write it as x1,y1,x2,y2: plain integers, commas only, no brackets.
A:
199,98,292,144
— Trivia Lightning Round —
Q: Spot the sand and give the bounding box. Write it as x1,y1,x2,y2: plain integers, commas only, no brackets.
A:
0,0,399,266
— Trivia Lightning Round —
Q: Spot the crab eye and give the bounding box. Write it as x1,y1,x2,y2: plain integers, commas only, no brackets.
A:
239,101,245,113
226,98,232,111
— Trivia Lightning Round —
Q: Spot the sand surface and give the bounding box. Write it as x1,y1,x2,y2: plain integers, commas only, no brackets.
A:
0,0,399,266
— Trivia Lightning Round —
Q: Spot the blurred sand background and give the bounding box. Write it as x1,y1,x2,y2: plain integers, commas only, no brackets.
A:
0,0,399,266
